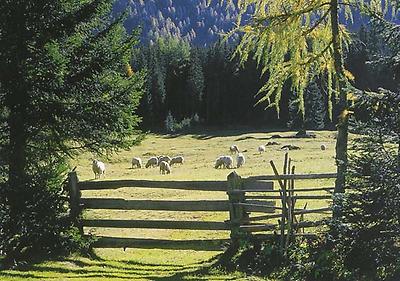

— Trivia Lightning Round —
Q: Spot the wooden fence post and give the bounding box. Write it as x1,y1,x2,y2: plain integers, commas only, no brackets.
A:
227,171,245,244
68,171,83,235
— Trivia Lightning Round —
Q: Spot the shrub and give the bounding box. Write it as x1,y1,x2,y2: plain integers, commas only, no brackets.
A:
329,90,400,280
164,112,201,133
0,160,90,268
164,111,177,133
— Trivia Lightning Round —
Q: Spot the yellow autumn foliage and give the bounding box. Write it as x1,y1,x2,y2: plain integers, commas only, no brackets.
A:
221,0,395,118
126,64,134,77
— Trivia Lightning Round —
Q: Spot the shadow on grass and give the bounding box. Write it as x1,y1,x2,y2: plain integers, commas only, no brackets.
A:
0,252,233,281
159,127,333,141
156,127,290,140
191,128,285,140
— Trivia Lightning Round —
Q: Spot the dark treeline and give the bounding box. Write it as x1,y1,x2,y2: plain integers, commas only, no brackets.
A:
132,23,399,131
132,37,286,130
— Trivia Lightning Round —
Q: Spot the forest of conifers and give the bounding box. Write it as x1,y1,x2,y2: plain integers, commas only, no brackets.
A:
132,24,399,130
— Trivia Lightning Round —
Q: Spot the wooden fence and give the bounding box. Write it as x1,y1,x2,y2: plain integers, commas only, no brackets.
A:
227,153,337,255
67,154,336,250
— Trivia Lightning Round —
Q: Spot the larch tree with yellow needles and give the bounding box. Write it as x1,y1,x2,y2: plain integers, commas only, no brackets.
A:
219,0,398,205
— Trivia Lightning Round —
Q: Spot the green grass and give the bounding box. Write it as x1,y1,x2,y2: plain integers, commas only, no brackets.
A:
0,129,338,281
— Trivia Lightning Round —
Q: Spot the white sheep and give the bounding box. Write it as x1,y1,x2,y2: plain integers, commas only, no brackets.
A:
158,155,171,164
131,157,142,169
92,159,106,179
236,153,245,168
229,145,239,154
145,157,158,168
321,144,327,151
223,156,234,168
214,156,233,169
159,161,171,174
170,156,184,166
214,156,225,169
258,145,266,154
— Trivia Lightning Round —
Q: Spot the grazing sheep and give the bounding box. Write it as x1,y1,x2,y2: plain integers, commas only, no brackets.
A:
229,145,239,154
236,153,245,168
321,144,327,151
258,145,266,154
92,159,106,179
214,156,225,169
145,157,158,168
131,157,142,169
158,155,171,164
159,161,171,174
223,156,234,168
170,156,184,166
214,156,233,169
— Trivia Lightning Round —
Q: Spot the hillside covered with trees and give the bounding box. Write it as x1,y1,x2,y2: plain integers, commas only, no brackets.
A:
132,23,400,131
114,0,243,46
114,0,372,47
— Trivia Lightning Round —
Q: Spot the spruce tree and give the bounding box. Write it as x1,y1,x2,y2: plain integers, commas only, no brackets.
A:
186,47,205,115
0,0,144,263
337,89,400,279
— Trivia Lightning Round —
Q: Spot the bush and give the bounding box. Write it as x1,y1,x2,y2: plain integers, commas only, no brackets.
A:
164,111,177,133
328,90,400,280
0,160,90,267
164,111,201,133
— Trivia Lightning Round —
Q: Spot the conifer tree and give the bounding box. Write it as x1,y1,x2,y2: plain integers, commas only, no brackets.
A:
0,0,144,262
187,48,205,114
338,89,400,279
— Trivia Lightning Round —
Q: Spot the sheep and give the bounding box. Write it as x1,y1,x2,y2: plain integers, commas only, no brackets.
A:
223,156,234,168
236,153,245,168
92,159,106,179
158,155,171,164
145,157,158,168
159,161,171,174
321,144,327,151
170,156,184,166
214,156,233,169
131,157,142,169
258,145,266,154
214,156,225,169
229,145,239,154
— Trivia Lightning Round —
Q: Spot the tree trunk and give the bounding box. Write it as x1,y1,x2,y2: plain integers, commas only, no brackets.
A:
397,139,400,171
330,0,348,216
8,106,28,197
3,99,28,263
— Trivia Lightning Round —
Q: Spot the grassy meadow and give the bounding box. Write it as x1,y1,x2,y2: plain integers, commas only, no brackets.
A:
1,129,338,281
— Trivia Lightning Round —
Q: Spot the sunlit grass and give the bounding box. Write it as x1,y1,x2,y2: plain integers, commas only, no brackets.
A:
1,129,338,281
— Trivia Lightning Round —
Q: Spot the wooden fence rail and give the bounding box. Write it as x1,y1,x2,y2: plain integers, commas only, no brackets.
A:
228,187,334,194
93,237,230,251
78,179,273,191
82,219,230,230
81,198,232,211
250,173,337,181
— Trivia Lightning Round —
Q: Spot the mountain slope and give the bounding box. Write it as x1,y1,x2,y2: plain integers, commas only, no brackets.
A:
115,0,378,46
115,0,241,46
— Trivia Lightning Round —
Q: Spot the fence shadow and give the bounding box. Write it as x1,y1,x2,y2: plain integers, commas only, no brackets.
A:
0,253,233,281
93,237,230,251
